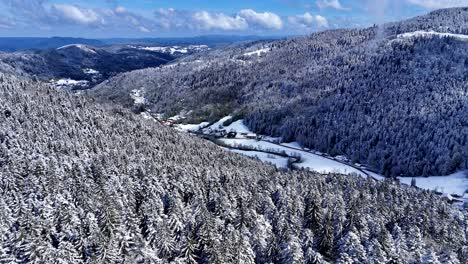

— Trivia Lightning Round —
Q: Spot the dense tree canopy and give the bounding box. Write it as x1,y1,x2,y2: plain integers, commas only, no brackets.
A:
1,73,466,263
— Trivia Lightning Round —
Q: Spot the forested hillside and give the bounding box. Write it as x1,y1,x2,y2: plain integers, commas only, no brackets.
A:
1,73,467,263
93,8,468,177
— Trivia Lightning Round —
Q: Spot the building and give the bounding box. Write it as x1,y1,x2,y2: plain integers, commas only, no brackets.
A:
227,131,237,138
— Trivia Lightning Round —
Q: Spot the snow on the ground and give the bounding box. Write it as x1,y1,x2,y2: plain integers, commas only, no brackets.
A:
364,169,467,196
177,122,210,132
54,78,89,89
203,117,253,134
397,31,468,41
283,140,468,196
281,142,303,149
185,117,468,196
134,45,209,55
224,120,251,133
57,44,97,54
364,170,386,181
168,114,186,122
130,89,146,105
230,58,252,66
243,47,271,57
204,116,232,131
83,68,99,75
397,172,467,196
140,112,155,121
230,149,290,169
219,138,365,176
140,46,188,54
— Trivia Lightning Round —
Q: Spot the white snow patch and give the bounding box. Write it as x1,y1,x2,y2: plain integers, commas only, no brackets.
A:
204,116,233,131
224,120,251,133
130,89,146,105
398,172,467,196
177,116,468,197
203,118,252,134
168,115,185,122
83,68,99,75
57,44,97,54
243,47,271,57
219,138,365,176
54,78,89,89
281,142,303,149
364,170,386,181
140,46,187,54
230,149,290,169
177,122,210,132
134,45,209,55
140,112,154,120
397,31,468,41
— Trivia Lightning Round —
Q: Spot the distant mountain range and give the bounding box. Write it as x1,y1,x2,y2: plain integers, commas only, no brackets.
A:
0,44,176,89
92,7,468,177
0,35,285,52
0,37,105,52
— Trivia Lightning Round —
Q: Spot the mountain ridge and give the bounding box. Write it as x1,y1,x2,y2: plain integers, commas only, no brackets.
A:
92,7,468,177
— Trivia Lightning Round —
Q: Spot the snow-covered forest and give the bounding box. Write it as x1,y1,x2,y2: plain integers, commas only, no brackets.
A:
93,8,468,177
1,72,467,263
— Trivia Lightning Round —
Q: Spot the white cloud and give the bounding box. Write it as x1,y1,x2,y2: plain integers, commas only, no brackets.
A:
156,9,284,31
106,5,156,33
316,0,351,11
406,0,468,8
193,11,248,30
238,9,283,30
52,4,103,26
114,6,127,14
155,8,191,29
138,26,150,33
0,18,14,29
289,13,329,29
1,2,334,34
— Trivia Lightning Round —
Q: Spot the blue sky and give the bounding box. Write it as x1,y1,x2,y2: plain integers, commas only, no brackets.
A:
0,0,466,38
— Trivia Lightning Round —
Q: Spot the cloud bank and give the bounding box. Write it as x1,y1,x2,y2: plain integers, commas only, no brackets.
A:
0,0,332,35
316,0,351,11
1,0,466,36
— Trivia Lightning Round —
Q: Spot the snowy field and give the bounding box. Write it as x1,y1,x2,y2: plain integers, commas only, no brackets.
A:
230,149,290,169
398,172,467,197
219,138,366,176
177,122,210,132
53,78,89,89
224,120,252,133
203,116,232,131
243,47,271,57
179,117,468,197
366,170,467,197
131,45,210,55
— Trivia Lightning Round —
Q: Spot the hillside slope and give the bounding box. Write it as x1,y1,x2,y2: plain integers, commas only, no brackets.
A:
0,37,104,52
0,44,175,89
92,8,468,177
1,74,467,262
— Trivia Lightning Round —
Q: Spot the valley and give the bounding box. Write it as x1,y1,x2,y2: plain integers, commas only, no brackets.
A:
165,114,468,201
93,8,468,178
